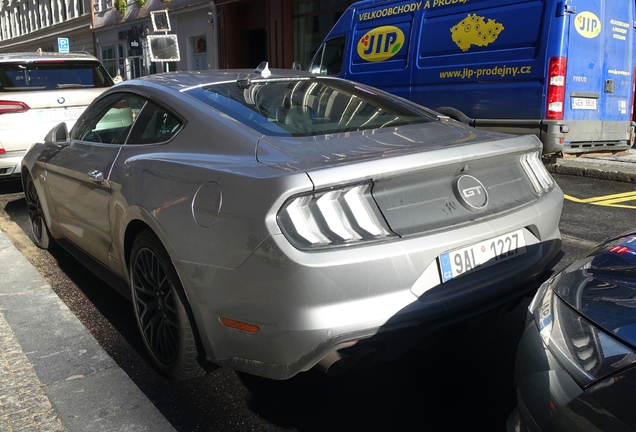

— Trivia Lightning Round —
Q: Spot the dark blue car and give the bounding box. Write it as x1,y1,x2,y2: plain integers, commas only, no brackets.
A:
509,230,636,431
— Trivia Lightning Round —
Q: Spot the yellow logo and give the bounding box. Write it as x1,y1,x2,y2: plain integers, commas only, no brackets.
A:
450,14,504,52
575,11,601,38
357,26,405,62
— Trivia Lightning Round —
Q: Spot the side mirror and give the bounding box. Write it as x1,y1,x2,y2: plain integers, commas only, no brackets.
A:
292,61,302,71
44,122,68,145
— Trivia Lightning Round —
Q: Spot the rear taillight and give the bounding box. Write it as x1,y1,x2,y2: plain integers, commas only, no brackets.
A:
546,57,567,120
0,101,30,115
278,183,396,250
521,152,555,196
0,146,5,155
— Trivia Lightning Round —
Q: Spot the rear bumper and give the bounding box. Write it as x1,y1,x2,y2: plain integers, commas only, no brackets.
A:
174,188,563,380
0,123,53,178
0,153,23,177
542,119,633,155
468,118,633,155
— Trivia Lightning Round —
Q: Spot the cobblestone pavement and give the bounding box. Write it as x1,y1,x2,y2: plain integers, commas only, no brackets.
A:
0,312,64,432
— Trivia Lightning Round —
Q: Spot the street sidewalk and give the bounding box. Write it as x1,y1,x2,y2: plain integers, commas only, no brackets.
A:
546,148,636,183
0,147,634,432
0,232,175,431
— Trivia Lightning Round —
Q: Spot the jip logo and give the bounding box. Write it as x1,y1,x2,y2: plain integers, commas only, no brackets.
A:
357,26,404,62
575,11,601,38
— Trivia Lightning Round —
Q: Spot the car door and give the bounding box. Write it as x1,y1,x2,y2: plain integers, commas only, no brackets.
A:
44,92,143,265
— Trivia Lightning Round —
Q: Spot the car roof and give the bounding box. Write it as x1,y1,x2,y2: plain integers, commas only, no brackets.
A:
0,51,100,63
131,67,320,92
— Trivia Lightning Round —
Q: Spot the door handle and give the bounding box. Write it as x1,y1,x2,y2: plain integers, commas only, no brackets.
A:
87,170,104,182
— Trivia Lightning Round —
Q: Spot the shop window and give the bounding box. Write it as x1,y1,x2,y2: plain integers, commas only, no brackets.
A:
192,35,208,71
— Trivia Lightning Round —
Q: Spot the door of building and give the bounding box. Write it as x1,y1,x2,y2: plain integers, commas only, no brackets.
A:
218,0,267,68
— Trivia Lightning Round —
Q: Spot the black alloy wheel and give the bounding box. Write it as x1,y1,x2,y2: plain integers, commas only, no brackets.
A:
130,230,203,380
25,177,52,249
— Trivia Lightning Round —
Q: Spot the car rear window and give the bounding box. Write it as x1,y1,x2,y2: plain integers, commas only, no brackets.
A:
183,78,434,137
0,61,113,92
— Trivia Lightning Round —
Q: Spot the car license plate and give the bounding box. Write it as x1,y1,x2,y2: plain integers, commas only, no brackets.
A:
571,97,597,110
538,289,554,344
38,108,85,122
438,229,527,283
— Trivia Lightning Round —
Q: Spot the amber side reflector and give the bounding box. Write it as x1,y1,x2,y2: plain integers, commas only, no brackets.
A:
219,317,260,333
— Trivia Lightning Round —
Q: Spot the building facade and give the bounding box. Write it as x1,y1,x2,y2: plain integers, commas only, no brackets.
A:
0,0,355,78
0,0,93,53
92,0,219,80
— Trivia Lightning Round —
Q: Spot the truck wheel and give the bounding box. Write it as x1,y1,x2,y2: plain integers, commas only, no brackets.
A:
130,230,204,380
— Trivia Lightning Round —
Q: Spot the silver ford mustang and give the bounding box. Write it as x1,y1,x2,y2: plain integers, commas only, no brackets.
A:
21,66,563,380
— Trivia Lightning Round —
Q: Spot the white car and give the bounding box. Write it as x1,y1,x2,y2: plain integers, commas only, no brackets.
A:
0,51,113,177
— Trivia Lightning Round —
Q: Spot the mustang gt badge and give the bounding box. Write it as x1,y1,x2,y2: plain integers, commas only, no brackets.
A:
455,175,488,210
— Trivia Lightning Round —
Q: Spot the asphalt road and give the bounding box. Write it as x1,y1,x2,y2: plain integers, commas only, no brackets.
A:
0,173,634,432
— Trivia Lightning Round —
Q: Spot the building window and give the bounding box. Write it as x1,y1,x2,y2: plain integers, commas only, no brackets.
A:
101,45,116,78
292,0,355,69
192,35,207,71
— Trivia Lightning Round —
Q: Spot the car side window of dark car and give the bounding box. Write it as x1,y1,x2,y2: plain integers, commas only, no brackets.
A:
72,92,145,144
126,102,182,144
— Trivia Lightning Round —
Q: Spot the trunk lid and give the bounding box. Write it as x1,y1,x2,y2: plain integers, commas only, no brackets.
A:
258,120,546,238
257,119,510,173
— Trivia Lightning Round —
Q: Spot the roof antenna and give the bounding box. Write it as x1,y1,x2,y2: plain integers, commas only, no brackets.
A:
254,61,271,78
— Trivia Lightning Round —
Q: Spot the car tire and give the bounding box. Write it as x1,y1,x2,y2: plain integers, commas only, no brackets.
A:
24,176,54,250
130,230,204,380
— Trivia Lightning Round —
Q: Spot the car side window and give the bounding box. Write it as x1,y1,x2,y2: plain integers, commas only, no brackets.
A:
309,36,345,76
126,102,182,144
72,92,146,144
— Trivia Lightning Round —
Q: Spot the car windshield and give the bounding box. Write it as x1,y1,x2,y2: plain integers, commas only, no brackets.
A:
183,78,434,137
0,61,113,91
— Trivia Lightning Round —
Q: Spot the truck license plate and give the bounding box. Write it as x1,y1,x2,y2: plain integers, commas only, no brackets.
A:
438,229,527,283
571,97,597,110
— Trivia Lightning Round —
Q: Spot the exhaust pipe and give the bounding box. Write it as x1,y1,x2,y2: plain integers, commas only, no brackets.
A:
347,345,382,370
315,345,383,375
315,350,356,376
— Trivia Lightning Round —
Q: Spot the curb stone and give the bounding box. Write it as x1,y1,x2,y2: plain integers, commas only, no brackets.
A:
0,231,176,432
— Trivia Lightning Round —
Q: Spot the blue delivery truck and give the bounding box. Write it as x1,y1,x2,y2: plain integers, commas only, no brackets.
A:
309,0,636,155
